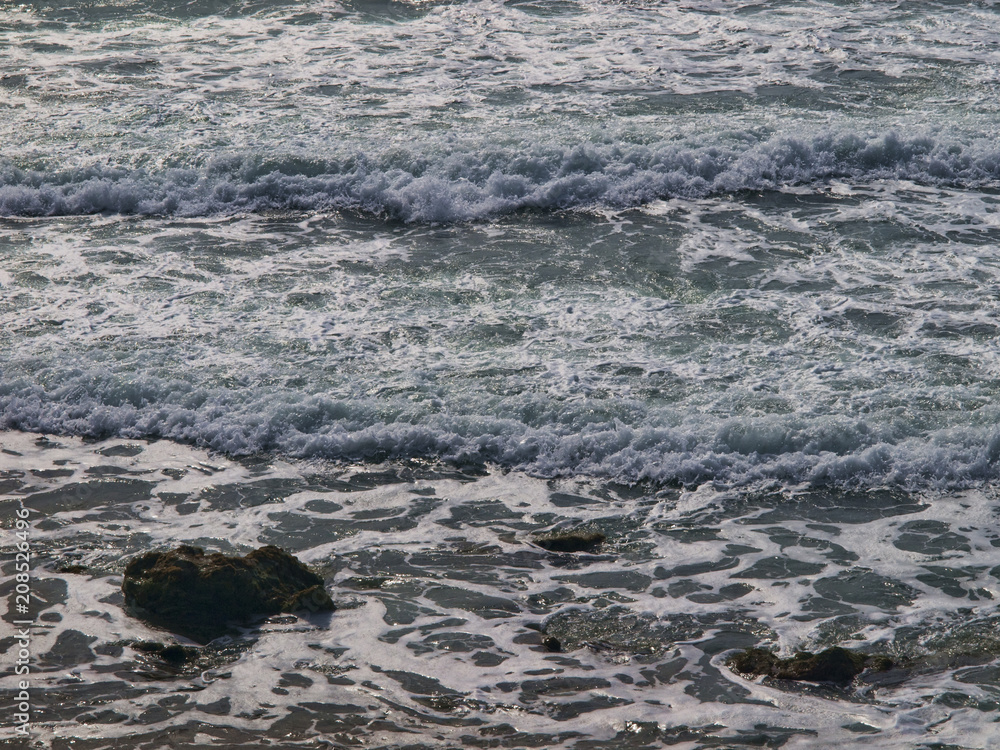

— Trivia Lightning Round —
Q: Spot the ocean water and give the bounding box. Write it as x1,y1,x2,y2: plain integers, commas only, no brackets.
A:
4,0,1000,747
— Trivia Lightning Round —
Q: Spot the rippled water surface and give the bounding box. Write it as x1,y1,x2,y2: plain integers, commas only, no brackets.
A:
4,0,1000,747
5,434,1000,749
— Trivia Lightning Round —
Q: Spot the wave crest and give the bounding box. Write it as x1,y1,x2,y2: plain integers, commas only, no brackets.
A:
3,131,999,221
3,377,999,491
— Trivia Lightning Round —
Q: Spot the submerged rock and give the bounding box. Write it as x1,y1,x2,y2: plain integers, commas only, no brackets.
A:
728,646,893,684
532,529,606,553
133,640,198,665
122,545,334,643
542,605,707,656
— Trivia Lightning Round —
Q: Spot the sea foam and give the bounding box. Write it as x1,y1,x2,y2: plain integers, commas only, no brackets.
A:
3,375,1000,491
3,131,999,222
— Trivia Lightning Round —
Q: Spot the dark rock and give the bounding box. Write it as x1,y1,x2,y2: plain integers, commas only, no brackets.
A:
532,529,606,553
122,545,334,643
542,635,562,653
541,605,705,656
728,646,893,684
133,641,197,665
160,644,195,664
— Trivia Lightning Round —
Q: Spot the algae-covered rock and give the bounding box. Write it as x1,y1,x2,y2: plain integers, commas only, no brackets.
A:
122,545,334,643
728,646,892,684
532,529,606,553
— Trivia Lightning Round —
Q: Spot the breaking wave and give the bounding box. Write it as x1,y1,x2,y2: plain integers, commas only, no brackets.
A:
3,130,1000,222
4,373,1000,491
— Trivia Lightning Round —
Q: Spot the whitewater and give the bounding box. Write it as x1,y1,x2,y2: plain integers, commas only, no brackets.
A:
4,1,1000,748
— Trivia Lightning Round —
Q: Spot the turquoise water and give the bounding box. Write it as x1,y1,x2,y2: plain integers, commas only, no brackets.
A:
4,1,1000,747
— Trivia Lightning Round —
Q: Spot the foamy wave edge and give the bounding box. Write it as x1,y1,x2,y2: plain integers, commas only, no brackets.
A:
4,385,1000,492
3,131,1000,221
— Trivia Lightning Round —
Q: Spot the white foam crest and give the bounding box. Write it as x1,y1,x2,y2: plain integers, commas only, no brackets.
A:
5,376,1000,492
2,131,1000,221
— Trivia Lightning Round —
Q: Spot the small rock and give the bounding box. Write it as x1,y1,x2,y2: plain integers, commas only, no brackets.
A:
133,641,197,665
532,529,606,553
160,644,195,664
122,545,334,643
542,635,562,653
728,646,893,684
